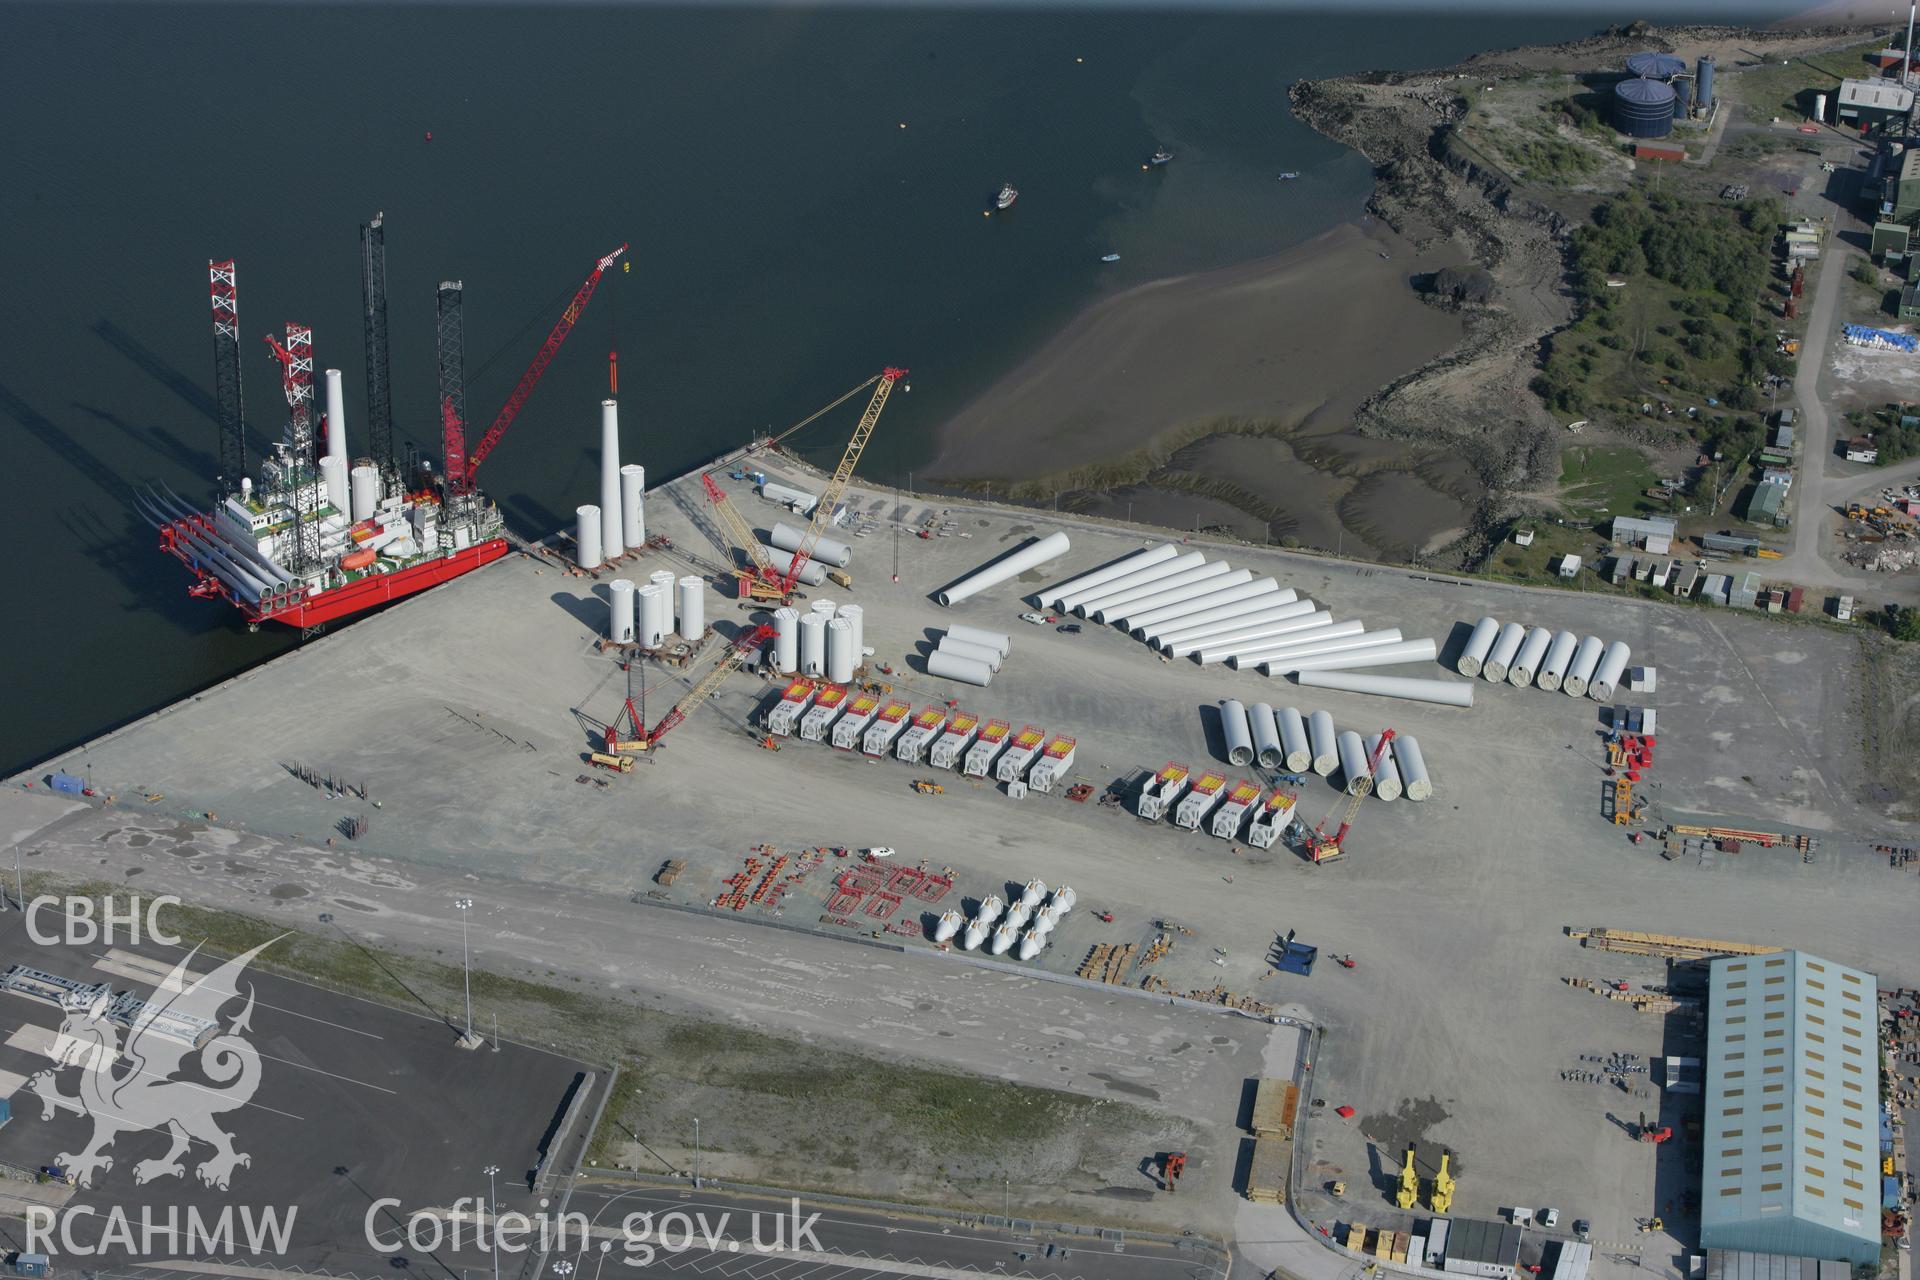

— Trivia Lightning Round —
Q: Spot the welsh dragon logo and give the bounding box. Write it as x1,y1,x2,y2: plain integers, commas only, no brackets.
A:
27,939,283,1190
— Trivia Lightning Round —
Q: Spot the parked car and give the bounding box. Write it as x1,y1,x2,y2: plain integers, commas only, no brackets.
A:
1057,623,1082,634
1018,612,1047,625
1573,1220,1591,1241
1541,1208,1560,1229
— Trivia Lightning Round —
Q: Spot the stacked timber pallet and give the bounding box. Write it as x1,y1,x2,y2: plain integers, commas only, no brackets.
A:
1245,1135,1291,1205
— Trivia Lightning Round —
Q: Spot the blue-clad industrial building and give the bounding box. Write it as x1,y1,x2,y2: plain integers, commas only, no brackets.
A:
1700,950,1882,1266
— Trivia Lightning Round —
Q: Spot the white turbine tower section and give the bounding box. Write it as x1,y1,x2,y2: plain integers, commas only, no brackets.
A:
1295,670,1475,708
1588,640,1632,702
927,651,993,686
575,505,603,570
1366,733,1403,801
1036,543,1178,610
1132,580,1289,637
937,531,1072,606
637,584,667,648
1277,706,1311,773
1536,629,1579,692
1265,638,1439,675
839,604,865,659
1482,621,1526,683
676,577,705,637
1090,560,1221,625
1108,568,1254,629
945,623,1009,655
1336,731,1372,796
323,368,348,466
608,579,636,644
1564,635,1606,698
1062,551,1204,614
1160,600,1323,654
937,636,1003,670
1509,626,1553,688
1457,616,1500,677
1189,612,1335,663
1248,703,1283,768
1228,628,1403,670
1393,735,1433,800
772,607,800,673
1219,699,1255,766
620,465,646,548
1307,709,1338,776
318,455,349,517
349,465,379,522
799,611,827,676
827,619,855,684
599,400,625,560
771,520,851,568
759,545,827,585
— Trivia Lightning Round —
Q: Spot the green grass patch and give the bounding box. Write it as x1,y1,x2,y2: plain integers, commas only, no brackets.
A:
1722,40,1889,117
1559,445,1664,522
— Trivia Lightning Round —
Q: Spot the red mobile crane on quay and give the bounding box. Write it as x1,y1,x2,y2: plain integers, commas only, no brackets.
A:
1303,729,1396,864
143,220,624,632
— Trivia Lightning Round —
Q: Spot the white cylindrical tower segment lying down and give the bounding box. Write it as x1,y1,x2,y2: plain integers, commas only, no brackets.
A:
1307,709,1338,775
1483,621,1526,683
1295,670,1475,708
323,368,348,466
771,520,852,568
1509,626,1553,688
1537,629,1578,692
1366,733,1403,801
1228,628,1402,671
600,399,625,560
1219,699,1255,766
945,622,1010,655
1063,550,1203,614
772,607,800,674
1393,734,1433,801
1036,543,1177,610
1161,601,1322,654
576,505,603,570
1278,706,1311,773
799,611,827,676
1131,580,1287,637
928,650,993,686
1090,562,1234,623
1106,567,1251,628
676,576,705,637
1564,634,1606,698
349,464,380,522
620,464,646,548
1267,638,1440,676
937,531,1071,607
937,636,1003,671
827,618,856,685
608,579,636,644
1588,640,1632,702
1457,616,1500,677
760,545,828,586
1190,612,1334,664
1336,730,1371,796
1249,703,1283,769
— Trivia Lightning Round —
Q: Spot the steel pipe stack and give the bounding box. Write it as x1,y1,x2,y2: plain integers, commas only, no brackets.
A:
1366,733,1403,801
599,400,625,560
1267,638,1439,676
1394,735,1433,801
938,635,1003,671
575,505,603,570
1564,635,1606,698
1294,670,1475,708
1308,710,1338,776
1278,707,1312,773
799,611,827,676
827,618,856,684
1536,630,1579,692
772,607,800,674
945,622,1010,655
1336,730,1372,795
1588,640,1632,702
1219,700,1255,766
609,579,636,644
1131,580,1287,637
1483,621,1527,683
1063,551,1203,614
1036,543,1177,611
620,464,646,548
771,520,851,568
1457,617,1500,677
937,531,1071,607
928,651,993,686
1249,703,1283,769
1509,626,1553,688
676,576,705,637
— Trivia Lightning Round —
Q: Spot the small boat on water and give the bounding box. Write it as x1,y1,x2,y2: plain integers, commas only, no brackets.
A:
1146,149,1174,168
995,183,1019,210
1277,171,1301,181
1100,253,1121,262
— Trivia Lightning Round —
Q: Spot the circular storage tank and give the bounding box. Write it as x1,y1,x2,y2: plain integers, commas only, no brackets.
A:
1624,51,1686,79
1614,77,1676,139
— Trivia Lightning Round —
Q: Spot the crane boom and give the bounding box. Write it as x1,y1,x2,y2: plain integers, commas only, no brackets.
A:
646,624,775,746
450,242,628,494
778,367,905,591
701,472,778,583
1306,729,1395,863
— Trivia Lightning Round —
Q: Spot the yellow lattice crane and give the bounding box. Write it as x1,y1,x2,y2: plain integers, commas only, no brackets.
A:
1395,1145,1419,1210
1430,1149,1455,1213
605,624,775,754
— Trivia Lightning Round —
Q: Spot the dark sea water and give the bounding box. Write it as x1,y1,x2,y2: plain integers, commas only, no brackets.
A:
0,4,1745,774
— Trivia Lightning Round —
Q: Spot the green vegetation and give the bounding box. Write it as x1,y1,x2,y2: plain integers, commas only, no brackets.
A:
1854,261,1882,288
1559,444,1666,521
1500,116,1602,185
1844,404,1920,464
1722,39,1889,117
1533,190,1788,438
1876,604,1920,642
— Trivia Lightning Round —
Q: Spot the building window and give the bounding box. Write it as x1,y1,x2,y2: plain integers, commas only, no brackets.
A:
1726,998,1747,1008
1807,1129,1826,1139
1725,1089,1745,1098
1843,1140,1863,1152
1807,1032,1824,1043
1760,1182,1783,1192
1807,1069,1825,1080
1803,1165,1824,1178
1763,1103,1783,1112
1723,1149,1744,1158
1805,995,1824,1007
1764,957,1785,967
1841,971,1861,983
1764,1066,1783,1075
1762,1124,1784,1134
1761,1163,1783,1172
1726,1069,1746,1079
1762,1144,1783,1153
1806,979,1825,990
1804,1185,1825,1197
1725,1107,1744,1116
1725,1129,1744,1138
1806,1105,1824,1117
1720,1188,1742,1197
1844,1198,1865,1211
1807,1086,1824,1098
